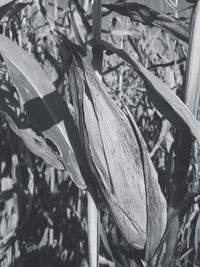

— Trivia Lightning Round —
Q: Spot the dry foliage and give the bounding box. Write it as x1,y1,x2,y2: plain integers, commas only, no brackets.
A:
0,1,200,267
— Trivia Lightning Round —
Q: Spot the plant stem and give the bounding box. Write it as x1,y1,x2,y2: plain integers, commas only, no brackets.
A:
87,1,102,267
92,0,103,73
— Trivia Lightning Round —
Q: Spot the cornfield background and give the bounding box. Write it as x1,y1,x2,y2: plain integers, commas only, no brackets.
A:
0,0,200,266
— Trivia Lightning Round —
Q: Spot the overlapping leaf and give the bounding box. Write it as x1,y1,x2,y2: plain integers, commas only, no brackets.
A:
0,35,86,189
103,2,189,43
125,107,167,260
89,39,200,146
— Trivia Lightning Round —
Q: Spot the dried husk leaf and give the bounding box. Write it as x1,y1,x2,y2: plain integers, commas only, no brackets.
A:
69,56,167,258
69,59,146,250
125,108,167,260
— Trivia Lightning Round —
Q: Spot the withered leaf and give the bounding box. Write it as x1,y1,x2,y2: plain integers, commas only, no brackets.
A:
69,55,167,258
103,2,189,43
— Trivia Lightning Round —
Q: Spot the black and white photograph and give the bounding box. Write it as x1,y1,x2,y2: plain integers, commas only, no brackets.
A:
0,0,199,266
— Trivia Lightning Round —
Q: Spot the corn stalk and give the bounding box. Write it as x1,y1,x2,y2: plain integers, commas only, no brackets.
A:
87,1,102,267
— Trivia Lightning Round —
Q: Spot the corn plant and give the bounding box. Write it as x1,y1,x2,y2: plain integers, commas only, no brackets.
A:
0,0,200,267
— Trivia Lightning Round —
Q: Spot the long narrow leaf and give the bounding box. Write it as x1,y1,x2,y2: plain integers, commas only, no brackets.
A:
103,2,189,43
124,107,167,260
89,40,200,146
161,2,200,266
0,35,86,189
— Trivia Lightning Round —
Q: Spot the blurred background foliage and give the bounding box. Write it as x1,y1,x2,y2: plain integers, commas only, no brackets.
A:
0,0,200,267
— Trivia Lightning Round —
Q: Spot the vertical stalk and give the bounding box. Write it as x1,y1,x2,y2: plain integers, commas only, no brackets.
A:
184,2,200,116
161,1,200,266
87,1,102,267
87,192,100,267
92,0,103,73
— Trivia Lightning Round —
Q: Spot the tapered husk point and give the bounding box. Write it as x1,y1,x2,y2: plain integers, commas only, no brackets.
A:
69,55,167,261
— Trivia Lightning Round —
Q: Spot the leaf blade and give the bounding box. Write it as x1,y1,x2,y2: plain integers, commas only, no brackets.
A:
0,35,86,189
0,98,64,170
103,2,189,43
89,40,200,146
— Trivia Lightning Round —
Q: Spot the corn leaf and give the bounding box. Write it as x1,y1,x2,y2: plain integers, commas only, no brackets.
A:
5,2,29,21
89,40,200,146
0,229,16,253
161,2,200,266
103,2,189,43
0,98,64,170
124,107,167,260
0,35,86,189
99,255,115,267
185,6,200,260
0,0,14,8
100,223,115,264
194,211,200,257
183,0,200,116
